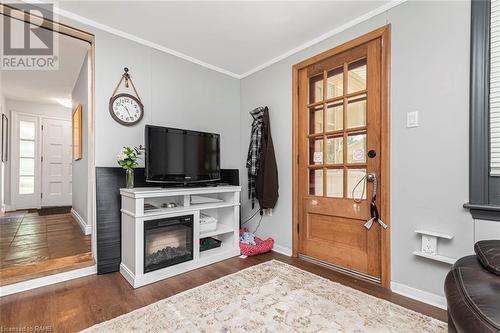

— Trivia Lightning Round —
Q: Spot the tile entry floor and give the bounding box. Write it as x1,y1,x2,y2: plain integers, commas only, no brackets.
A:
0,211,91,269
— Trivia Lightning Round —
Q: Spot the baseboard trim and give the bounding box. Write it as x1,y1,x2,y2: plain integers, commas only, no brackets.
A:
119,263,136,287
71,208,91,235
0,265,97,297
272,244,293,256
391,281,447,310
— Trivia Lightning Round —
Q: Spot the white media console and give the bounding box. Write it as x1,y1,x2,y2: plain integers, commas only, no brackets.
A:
120,185,241,288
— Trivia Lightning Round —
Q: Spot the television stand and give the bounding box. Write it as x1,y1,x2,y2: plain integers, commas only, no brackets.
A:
120,185,241,288
158,182,219,188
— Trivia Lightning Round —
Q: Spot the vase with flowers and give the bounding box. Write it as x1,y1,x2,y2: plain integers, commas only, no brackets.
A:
116,145,144,189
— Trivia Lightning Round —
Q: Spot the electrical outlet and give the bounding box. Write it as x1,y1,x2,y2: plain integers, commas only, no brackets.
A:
407,111,419,128
421,235,437,254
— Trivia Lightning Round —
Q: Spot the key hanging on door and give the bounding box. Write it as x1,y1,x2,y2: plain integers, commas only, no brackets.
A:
363,173,387,230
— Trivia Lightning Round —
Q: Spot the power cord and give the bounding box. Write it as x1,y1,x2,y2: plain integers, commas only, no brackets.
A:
241,209,260,225
253,214,263,233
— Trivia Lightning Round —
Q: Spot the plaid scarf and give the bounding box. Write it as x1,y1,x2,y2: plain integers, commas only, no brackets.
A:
246,107,265,209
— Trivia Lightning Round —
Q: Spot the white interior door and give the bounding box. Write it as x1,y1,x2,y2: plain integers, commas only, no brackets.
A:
41,118,72,207
12,114,40,209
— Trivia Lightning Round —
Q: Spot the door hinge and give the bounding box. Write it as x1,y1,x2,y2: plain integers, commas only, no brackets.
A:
297,223,299,233
40,193,43,199
41,125,43,130
41,156,43,162
297,155,299,164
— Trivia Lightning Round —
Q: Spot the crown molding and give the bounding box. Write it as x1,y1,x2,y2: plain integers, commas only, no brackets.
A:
239,0,406,78
23,0,406,80
22,0,242,79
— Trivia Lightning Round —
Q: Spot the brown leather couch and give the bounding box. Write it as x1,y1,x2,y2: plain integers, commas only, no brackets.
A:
444,240,500,333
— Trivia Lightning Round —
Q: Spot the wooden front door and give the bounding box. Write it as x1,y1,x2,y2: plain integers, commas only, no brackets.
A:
294,27,390,285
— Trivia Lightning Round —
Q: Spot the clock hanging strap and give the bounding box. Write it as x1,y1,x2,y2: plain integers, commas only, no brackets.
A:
111,68,143,104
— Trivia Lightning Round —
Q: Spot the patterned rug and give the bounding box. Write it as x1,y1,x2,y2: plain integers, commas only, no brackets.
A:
82,260,446,332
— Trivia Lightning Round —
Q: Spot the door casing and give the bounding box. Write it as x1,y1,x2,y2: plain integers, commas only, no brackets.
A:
1,3,98,259
292,25,391,288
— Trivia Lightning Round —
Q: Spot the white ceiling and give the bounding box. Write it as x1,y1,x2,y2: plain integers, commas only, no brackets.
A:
56,1,392,77
2,23,90,106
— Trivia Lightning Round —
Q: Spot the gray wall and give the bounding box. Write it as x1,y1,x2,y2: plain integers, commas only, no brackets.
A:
240,0,473,297
72,54,89,225
90,29,241,168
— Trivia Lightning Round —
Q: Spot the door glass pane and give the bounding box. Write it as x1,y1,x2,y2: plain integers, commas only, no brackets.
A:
19,176,34,194
310,139,323,165
348,58,367,93
309,106,323,134
347,94,366,129
326,136,343,164
20,140,35,158
326,169,343,198
326,102,343,131
19,158,34,176
327,67,343,99
347,133,366,164
309,74,323,103
19,121,35,140
347,169,366,199
309,169,323,196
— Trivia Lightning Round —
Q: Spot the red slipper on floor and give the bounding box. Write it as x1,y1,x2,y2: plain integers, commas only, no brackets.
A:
239,227,274,256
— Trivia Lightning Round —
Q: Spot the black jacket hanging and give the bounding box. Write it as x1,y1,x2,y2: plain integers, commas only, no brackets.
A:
255,107,279,209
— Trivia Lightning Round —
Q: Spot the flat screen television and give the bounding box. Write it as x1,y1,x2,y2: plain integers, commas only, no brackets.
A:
145,125,220,184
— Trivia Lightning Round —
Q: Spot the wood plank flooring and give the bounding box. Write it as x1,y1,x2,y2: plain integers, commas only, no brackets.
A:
0,211,92,285
0,252,447,332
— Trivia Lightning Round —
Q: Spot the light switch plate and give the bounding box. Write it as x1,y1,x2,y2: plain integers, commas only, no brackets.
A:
407,111,419,128
421,235,437,254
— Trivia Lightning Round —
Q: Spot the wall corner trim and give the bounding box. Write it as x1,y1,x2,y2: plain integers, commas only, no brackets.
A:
391,281,447,310
272,244,293,257
71,208,91,235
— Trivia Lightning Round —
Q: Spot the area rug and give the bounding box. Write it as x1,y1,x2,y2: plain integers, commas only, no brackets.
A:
82,260,446,332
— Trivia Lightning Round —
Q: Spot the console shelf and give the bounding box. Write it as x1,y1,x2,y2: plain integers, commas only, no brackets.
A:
200,223,234,238
120,186,241,288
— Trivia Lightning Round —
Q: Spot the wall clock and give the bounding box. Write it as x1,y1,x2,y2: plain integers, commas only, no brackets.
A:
109,67,144,126
109,93,144,126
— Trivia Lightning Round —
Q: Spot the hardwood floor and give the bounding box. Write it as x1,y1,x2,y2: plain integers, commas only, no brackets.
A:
0,253,94,286
0,211,92,285
0,252,447,332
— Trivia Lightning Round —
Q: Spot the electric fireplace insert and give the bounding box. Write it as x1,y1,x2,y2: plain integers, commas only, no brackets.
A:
144,215,193,273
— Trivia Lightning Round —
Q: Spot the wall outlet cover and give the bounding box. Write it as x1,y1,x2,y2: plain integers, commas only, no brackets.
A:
421,234,437,254
407,111,419,128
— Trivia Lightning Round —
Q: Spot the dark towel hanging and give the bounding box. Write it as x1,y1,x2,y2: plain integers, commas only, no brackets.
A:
256,107,278,209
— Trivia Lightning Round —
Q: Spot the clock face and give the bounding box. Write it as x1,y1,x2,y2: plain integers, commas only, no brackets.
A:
109,93,144,126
